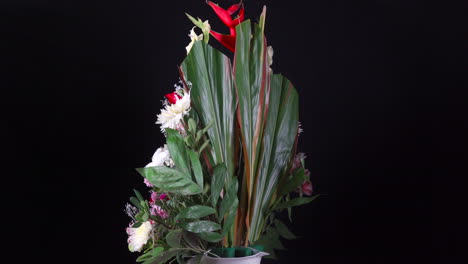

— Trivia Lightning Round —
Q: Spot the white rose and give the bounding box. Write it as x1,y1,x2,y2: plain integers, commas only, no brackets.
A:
126,221,153,252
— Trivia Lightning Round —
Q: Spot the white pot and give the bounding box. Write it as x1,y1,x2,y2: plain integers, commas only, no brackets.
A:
200,251,269,264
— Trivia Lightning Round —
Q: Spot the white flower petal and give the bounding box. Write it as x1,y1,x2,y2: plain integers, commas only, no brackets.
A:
127,221,152,252
156,92,191,132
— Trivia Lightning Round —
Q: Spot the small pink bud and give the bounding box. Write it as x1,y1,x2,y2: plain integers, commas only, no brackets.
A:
301,180,313,196
144,178,153,188
159,193,168,201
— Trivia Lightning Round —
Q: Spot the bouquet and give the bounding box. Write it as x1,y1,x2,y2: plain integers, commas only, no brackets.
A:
124,2,318,263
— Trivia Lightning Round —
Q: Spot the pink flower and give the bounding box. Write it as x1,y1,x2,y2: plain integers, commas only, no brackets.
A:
157,208,169,219
150,191,158,203
149,192,168,204
144,178,153,188
301,180,313,196
159,193,168,201
292,153,306,170
150,204,169,219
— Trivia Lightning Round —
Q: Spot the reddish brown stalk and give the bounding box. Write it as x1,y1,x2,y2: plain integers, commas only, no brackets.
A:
177,66,191,94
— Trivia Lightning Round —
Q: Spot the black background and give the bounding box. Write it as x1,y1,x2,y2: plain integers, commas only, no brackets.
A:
2,0,466,263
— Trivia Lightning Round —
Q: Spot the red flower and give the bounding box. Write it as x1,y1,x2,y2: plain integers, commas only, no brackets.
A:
207,1,244,30
207,1,245,52
165,92,182,104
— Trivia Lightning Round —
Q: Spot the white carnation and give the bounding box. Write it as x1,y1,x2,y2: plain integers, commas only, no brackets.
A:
156,92,191,132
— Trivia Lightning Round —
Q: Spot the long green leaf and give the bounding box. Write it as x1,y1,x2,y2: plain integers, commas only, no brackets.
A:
211,163,226,208
136,167,201,195
251,74,299,241
188,150,204,189
218,177,238,222
180,41,236,180
274,219,297,240
234,18,272,245
275,195,319,210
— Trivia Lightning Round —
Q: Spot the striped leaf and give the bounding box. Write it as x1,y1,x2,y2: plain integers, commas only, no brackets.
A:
180,41,236,182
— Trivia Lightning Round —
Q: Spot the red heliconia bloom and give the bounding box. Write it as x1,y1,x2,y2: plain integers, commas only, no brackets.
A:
165,92,182,104
207,1,244,29
210,31,236,52
207,1,245,52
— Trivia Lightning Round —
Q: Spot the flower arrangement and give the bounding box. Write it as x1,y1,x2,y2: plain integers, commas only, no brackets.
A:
125,1,318,263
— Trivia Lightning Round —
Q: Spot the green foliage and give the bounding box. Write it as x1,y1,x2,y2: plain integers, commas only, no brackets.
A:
198,231,223,242
218,178,238,222
183,118,212,155
142,249,185,264
126,8,320,264
136,247,164,263
274,219,297,240
181,220,221,233
277,168,306,198
166,229,183,248
255,227,284,259
166,128,191,175
188,150,204,189
210,164,226,208
233,16,301,244
136,167,202,195
275,195,320,210
180,40,236,182
176,205,216,220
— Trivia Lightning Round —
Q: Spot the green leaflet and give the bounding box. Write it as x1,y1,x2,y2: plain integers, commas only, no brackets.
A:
218,177,238,222
222,196,238,237
166,128,191,174
134,189,145,202
188,150,204,189
130,197,143,210
182,230,202,250
166,229,183,248
176,205,216,220
274,219,297,240
277,167,306,198
141,249,184,264
198,231,223,242
275,195,320,210
180,40,236,180
254,227,284,259
136,167,201,195
181,220,221,233
136,247,164,262
211,163,226,208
